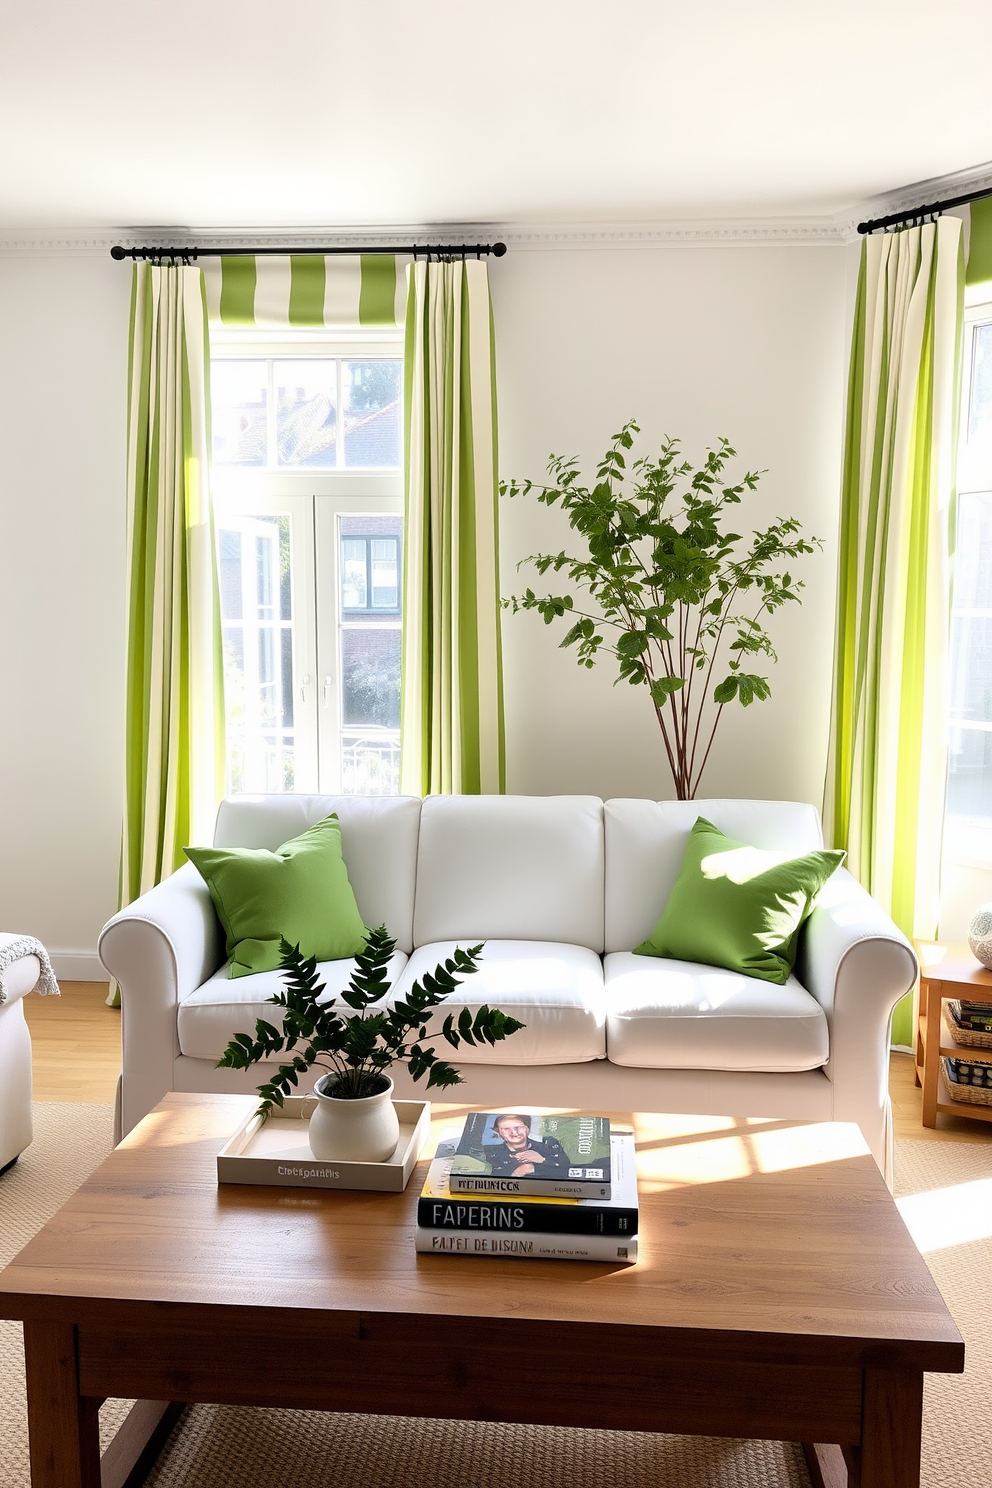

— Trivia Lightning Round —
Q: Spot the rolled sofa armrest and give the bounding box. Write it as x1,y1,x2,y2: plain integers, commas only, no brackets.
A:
98,862,225,1137
795,866,918,1181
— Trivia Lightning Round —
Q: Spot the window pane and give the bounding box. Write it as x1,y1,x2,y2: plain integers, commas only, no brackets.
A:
969,323,992,445
947,726,992,818
948,491,992,831
339,516,401,616
212,361,267,466
949,615,992,726
341,539,368,610
371,539,398,608
341,733,400,795
275,360,337,467
341,628,401,728
218,514,295,793
219,529,243,619
956,492,992,609
342,360,401,468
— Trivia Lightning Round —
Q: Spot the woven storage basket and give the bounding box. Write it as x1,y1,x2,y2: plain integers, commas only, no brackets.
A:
941,1057,992,1107
948,1002,992,1050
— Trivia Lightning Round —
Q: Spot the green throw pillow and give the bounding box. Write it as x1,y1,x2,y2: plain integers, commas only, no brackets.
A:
633,816,845,985
184,814,368,979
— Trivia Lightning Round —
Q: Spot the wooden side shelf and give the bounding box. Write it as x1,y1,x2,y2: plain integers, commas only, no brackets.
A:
915,941,992,1129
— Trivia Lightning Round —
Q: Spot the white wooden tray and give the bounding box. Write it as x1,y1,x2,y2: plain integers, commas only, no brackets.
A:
217,1097,431,1192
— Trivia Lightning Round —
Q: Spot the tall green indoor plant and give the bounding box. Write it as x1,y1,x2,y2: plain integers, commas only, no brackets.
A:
503,422,819,799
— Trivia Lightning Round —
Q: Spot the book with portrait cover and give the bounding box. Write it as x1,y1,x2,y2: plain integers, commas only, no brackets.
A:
445,1111,612,1197
418,1132,637,1237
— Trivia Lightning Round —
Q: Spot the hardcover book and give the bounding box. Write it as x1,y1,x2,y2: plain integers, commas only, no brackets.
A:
414,1230,637,1263
445,1110,612,1197
419,1132,636,1236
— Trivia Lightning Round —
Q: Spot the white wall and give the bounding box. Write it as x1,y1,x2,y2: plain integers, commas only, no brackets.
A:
0,237,851,970
492,242,850,806
0,252,130,976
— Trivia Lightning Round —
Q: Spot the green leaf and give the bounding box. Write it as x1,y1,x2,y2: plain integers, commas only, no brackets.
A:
650,676,685,706
735,673,772,706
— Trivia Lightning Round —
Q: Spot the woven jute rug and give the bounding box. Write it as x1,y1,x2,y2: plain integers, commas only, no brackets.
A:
1,1107,987,1488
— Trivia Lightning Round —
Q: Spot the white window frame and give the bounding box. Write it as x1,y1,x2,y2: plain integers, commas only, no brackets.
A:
211,330,403,794
945,294,992,866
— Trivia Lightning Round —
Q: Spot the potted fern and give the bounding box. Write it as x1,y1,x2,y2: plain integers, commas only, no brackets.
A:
218,926,523,1162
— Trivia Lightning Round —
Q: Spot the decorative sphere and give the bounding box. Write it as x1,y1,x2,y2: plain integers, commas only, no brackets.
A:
968,904,992,969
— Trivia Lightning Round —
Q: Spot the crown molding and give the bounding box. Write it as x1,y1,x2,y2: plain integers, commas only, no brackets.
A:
5,162,992,257
10,175,992,259
0,228,127,256
495,219,846,247
835,159,992,239
0,216,851,258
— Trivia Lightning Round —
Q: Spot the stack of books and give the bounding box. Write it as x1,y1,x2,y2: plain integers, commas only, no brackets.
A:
949,1000,992,1035
415,1111,637,1263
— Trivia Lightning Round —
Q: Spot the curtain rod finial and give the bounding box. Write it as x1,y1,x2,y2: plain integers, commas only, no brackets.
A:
492,242,507,257
110,245,128,260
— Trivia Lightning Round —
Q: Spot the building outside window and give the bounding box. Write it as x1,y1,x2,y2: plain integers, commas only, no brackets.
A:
209,336,404,795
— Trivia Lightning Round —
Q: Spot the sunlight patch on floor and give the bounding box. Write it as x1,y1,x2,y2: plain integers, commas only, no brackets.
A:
897,1176,992,1253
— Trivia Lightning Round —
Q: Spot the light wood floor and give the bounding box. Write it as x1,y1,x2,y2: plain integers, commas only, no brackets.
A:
22,982,992,1148
24,981,122,1104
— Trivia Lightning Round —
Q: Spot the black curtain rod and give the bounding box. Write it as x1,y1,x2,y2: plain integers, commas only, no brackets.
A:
111,242,507,262
858,181,992,235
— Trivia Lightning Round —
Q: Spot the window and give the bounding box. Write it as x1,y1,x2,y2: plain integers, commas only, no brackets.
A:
210,334,403,796
946,301,992,861
218,515,295,793
212,357,402,470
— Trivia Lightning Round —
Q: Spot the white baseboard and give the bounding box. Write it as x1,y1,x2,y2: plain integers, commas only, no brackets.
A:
49,950,107,983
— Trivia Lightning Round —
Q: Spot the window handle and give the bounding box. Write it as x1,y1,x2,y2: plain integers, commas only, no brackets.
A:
299,673,311,702
323,674,333,705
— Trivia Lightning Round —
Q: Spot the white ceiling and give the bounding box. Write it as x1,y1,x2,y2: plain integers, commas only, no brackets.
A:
2,0,991,232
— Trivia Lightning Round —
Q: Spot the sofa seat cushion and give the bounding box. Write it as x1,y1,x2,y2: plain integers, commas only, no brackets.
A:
390,942,607,1065
604,952,828,1073
177,952,409,1062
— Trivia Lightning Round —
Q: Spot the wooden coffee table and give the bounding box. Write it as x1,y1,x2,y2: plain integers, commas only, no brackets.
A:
0,1095,963,1488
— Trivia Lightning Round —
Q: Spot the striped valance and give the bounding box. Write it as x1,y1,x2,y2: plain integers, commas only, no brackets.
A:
202,254,407,329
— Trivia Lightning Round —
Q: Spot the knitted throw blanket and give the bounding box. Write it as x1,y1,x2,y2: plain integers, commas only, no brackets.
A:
0,934,59,1003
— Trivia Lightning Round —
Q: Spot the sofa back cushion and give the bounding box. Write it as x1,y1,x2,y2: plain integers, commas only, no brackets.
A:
413,795,605,951
212,794,422,953
604,798,825,954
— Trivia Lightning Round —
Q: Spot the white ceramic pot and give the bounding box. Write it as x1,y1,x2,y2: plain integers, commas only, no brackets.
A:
969,903,992,969
308,1074,401,1163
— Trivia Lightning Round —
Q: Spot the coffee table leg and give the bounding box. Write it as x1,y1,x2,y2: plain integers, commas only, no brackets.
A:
23,1320,101,1488
859,1367,924,1488
801,1441,849,1487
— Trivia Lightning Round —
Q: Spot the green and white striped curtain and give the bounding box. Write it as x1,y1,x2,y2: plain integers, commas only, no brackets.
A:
122,265,226,908
400,258,505,795
824,217,964,1046
201,254,405,328
966,197,992,291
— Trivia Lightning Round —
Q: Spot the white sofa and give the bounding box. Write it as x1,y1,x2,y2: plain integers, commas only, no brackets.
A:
99,794,917,1183
0,951,44,1172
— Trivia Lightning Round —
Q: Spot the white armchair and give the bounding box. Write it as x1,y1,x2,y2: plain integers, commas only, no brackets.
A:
0,940,58,1171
